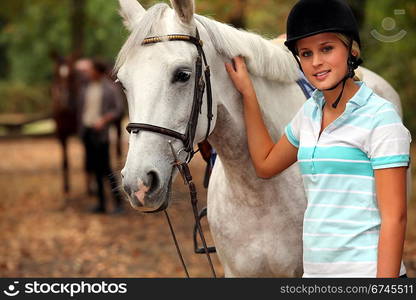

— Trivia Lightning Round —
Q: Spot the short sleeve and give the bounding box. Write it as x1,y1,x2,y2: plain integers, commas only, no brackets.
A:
284,106,304,148
368,103,412,170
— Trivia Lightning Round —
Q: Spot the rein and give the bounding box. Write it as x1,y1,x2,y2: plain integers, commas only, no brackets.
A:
125,29,216,278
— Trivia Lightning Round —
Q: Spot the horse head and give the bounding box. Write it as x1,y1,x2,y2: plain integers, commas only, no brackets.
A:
116,0,218,212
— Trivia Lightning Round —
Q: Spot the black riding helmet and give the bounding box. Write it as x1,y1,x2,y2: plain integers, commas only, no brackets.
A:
285,0,360,54
284,0,363,108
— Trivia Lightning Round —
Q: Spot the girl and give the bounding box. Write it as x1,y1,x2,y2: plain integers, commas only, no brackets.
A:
225,0,411,278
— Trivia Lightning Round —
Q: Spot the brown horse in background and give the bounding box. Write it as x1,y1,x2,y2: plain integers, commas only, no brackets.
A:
51,54,79,198
50,53,125,199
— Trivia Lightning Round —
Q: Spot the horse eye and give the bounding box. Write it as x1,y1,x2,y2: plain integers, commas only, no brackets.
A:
173,70,191,83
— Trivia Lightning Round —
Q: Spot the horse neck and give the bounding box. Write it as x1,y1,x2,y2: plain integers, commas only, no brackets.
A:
207,57,302,170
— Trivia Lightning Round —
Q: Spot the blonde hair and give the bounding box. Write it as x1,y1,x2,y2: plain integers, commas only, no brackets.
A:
335,33,361,58
335,33,362,81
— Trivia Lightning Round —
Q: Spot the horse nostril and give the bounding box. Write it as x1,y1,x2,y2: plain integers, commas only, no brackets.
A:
147,171,160,195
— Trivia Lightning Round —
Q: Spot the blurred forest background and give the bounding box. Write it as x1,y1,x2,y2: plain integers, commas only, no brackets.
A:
0,0,416,278
0,0,415,132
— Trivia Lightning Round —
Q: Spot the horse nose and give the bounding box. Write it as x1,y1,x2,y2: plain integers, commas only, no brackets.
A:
129,170,161,208
122,169,161,199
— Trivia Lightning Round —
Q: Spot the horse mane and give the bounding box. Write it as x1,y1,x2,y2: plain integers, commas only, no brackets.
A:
115,3,299,83
195,15,299,83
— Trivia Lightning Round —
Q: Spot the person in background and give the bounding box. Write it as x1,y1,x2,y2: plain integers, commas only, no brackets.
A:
74,58,95,196
77,58,125,214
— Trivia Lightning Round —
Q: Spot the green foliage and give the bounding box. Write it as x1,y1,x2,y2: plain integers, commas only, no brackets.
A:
1,0,70,83
245,0,295,38
362,0,416,133
84,0,128,63
0,81,49,114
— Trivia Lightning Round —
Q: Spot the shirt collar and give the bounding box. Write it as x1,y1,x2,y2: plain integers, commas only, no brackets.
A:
311,81,373,108
348,82,373,106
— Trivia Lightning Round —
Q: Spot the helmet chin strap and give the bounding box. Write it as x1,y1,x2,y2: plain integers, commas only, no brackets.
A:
323,39,359,109
325,72,349,109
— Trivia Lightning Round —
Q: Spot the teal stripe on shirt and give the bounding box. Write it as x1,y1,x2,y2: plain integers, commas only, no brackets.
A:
284,124,299,148
298,146,370,161
371,154,409,168
299,160,374,176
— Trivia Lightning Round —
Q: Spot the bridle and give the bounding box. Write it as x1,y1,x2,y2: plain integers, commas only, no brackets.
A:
126,28,213,160
125,28,217,277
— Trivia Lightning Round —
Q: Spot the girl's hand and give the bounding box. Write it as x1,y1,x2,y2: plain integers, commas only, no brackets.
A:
225,56,255,97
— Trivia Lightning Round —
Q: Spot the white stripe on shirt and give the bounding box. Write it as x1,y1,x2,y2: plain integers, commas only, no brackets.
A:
304,218,378,225
307,204,378,211
304,230,378,237
302,174,374,180
306,245,378,251
299,159,371,163
306,189,375,196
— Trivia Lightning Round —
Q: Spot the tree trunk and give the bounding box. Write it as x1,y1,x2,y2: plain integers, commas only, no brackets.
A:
70,0,86,58
0,17,8,79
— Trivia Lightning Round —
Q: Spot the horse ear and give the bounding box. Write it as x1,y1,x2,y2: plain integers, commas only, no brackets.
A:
119,0,146,31
170,0,195,25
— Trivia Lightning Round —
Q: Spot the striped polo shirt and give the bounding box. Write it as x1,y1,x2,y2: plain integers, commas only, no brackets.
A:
284,82,411,277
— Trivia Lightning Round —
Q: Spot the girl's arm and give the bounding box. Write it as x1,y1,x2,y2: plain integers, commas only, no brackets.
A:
225,56,298,178
374,167,407,278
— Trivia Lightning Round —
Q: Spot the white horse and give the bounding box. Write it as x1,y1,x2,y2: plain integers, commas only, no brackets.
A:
116,0,406,277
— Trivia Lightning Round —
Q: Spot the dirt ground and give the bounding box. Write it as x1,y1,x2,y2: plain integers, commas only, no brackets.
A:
0,135,415,278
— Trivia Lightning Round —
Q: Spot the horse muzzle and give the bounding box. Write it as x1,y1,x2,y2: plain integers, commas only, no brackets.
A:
122,169,170,213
